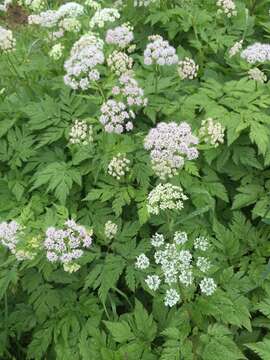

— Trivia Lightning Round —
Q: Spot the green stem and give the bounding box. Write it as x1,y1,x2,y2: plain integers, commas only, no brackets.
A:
154,65,159,94
95,82,106,102
6,53,21,79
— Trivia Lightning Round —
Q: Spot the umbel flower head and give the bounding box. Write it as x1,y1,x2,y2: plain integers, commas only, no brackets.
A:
108,153,130,179
199,118,225,147
147,183,188,215
49,43,64,60
99,99,135,133
135,231,217,307
113,71,148,107
144,35,178,66
89,8,120,29
107,50,133,76
178,57,198,80
44,219,93,272
248,68,267,83
106,24,134,49
104,221,118,239
241,42,270,64
64,34,104,90
144,122,199,179
0,26,16,52
0,221,38,260
28,2,84,29
216,0,237,17
69,119,93,145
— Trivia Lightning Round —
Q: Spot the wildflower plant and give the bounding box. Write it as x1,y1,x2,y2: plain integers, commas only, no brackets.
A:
1,0,270,358
136,232,217,307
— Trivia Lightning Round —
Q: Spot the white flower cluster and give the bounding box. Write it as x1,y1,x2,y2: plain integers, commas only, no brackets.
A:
135,253,150,269
104,220,118,239
64,34,104,90
112,72,148,107
99,99,135,133
144,35,178,66
135,231,217,307
147,183,188,215
59,17,81,33
85,0,101,10
106,24,134,49
69,119,93,145
107,51,133,76
28,2,84,29
144,122,199,179
199,118,225,147
108,153,130,179
248,67,267,83
0,0,12,12
216,0,237,17
0,26,16,52
0,220,22,253
178,57,198,80
44,219,93,273
134,0,157,6
89,8,120,29
49,43,64,60
228,39,243,58
0,221,38,260
19,0,45,11
241,43,270,64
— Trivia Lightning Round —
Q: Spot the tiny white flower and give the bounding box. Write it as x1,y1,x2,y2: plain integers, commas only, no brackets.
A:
164,288,180,307
151,233,165,247
135,253,150,269
199,277,217,296
145,275,160,291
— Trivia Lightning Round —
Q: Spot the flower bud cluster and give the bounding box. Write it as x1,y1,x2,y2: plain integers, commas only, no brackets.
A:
108,153,130,179
228,39,243,57
147,183,188,215
106,24,134,49
135,231,217,307
99,99,135,133
19,0,45,12
44,219,93,272
85,0,101,10
248,67,267,83
64,34,104,90
49,43,64,60
144,122,199,179
216,0,237,17
89,8,120,29
0,26,16,52
104,220,118,239
107,51,133,75
178,57,198,80
69,119,93,145
144,35,178,66
59,17,81,33
199,118,225,147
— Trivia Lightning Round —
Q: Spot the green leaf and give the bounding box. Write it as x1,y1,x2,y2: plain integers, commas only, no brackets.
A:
32,162,81,204
104,321,134,343
246,338,270,360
